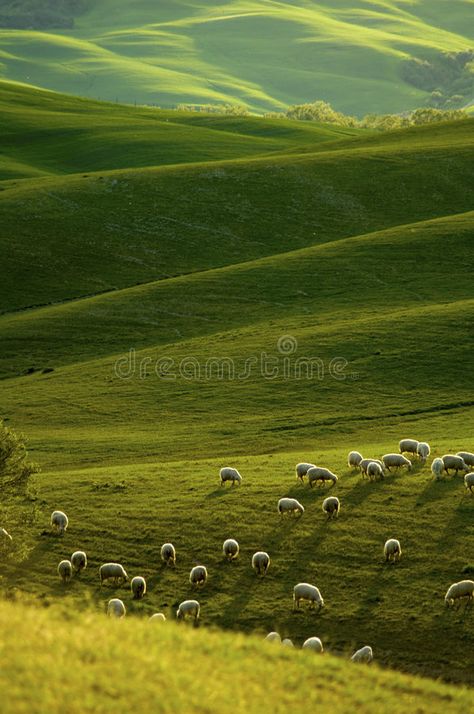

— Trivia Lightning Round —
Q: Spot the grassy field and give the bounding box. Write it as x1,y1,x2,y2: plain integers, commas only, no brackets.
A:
0,1,473,114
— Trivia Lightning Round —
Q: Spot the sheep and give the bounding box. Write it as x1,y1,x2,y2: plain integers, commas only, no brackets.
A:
442,454,469,476
264,632,281,643
306,467,338,488
464,473,474,494
351,645,373,663
399,439,419,457
431,457,444,480
417,442,430,463
457,452,474,468
367,461,384,481
384,538,402,562
278,497,304,517
131,576,146,599
189,565,208,588
51,510,68,535
302,637,324,653
293,583,324,611
160,543,176,567
382,454,411,472
223,538,239,561
445,580,474,608
0,527,12,544
252,551,270,576
176,599,200,621
347,451,363,469
220,467,242,487
359,459,384,478
71,551,87,574
57,559,72,583
107,598,126,618
149,613,166,622
296,462,316,483
282,638,294,647
322,496,340,519
99,562,129,586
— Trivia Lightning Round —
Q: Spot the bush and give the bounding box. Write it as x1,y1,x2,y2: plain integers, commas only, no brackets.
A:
0,419,39,493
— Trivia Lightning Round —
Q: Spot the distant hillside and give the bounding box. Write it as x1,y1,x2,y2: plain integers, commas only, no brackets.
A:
0,1,88,29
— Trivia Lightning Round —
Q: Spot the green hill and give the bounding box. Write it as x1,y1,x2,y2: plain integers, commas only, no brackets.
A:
0,1,473,115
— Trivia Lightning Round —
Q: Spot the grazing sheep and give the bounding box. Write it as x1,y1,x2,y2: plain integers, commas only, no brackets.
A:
347,451,363,469
384,539,402,562
160,543,176,567
296,462,316,483
293,583,324,611
445,580,474,608
278,497,304,517
306,467,338,488
57,559,72,583
359,459,384,478
51,510,68,535
176,599,200,621
382,454,411,472
189,565,208,588
302,637,324,653
367,461,384,481
131,576,146,599
457,452,474,468
252,551,270,576
351,645,373,663
220,467,242,487
0,527,12,543
431,457,444,480
399,439,419,457
282,638,294,647
107,598,126,618
265,632,281,643
442,454,469,476
464,473,474,494
417,442,430,462
149,613,166,622
223,538,239,561
322,496,340,519
71,551,87,574
99,562,129,586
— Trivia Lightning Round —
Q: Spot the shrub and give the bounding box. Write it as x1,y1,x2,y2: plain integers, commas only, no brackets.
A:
0,419,39,494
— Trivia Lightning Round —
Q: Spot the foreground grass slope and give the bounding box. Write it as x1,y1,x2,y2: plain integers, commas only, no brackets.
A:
0,1,473,113
1,602,472,714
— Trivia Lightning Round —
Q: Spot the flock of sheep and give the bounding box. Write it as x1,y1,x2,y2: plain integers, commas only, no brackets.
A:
3,437,473,664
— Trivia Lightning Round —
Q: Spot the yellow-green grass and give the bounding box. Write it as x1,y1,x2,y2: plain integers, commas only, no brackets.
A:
1,601,473,714
0,1,473,114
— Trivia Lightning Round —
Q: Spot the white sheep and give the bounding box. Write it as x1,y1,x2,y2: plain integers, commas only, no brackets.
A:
302,637,324,653
107,598,126,618
264,632,281,643
322,496,340,519
307,467,338,488
282,638,294,647
442,454,469,476
464,473,474,494
457,452,474,468
149,613,166,622
220,467,242,487
278,497,304,517
189,565,208,587
445,580,474,608
417,442,430,462
382,454,412,472
0,527,12,544
131,576,146,599
99,562,129,586
359,459,384,478
51,510,68,535
223,538,239,561
351,645,373,663
71,550,87,574
160,543,176,567
431,457,444,480
367,461,384,481
57,559,72,583
347,451,363,469
399,439,419,456
384,538,402,562
176,599,200,621
296,462,316,483
252,551,270,576
293,583,324,611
